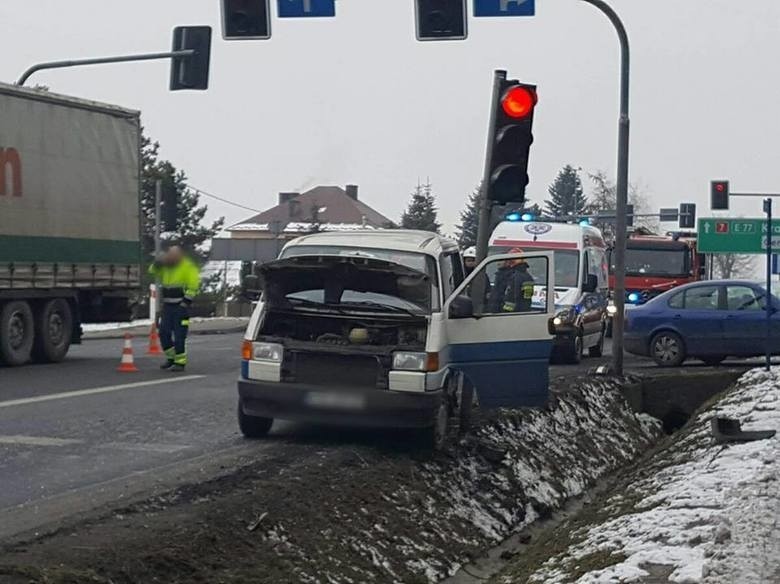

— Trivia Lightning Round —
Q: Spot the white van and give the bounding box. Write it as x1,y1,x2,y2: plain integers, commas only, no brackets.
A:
490,220,609,363
237,230,555,449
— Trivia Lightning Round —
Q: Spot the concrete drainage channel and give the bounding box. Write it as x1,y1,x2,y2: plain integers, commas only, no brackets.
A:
442,369,744,584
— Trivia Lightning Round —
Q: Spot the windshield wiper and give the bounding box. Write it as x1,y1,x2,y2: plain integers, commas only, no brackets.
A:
339,300,422,317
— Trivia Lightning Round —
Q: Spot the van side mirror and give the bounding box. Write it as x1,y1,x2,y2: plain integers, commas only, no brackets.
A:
242,274,262,301
449,295,474,319
583,274,598,294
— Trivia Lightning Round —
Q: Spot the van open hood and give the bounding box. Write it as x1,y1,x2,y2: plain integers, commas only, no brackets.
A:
259,255,432,311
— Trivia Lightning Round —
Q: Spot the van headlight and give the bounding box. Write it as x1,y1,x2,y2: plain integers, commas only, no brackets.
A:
393,351,428,372
253,342,284,363
553,307,576,327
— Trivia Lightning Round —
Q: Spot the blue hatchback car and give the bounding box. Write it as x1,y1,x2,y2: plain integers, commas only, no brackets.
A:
624,280,780,366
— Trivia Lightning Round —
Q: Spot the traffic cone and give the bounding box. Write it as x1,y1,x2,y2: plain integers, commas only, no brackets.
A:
147,322,163,356
117,333,139,373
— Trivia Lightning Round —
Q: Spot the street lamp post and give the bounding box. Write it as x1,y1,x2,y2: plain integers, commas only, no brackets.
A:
580,0,630,376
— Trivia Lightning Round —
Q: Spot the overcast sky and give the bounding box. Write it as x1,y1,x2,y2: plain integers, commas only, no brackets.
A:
2,0,779,235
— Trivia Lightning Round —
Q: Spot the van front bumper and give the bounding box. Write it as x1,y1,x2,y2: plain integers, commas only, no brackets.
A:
238,379,442,429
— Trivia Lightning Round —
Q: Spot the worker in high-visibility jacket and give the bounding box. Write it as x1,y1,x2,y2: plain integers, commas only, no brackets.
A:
149,246,201,371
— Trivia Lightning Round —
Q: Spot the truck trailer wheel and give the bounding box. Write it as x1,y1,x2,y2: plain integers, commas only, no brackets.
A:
0,300,34,366
32,299,73,363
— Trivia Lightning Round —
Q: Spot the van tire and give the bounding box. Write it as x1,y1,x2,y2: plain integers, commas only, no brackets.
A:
32,299,73,363
418,396,451,451
237,401,274,438
0,300,34,366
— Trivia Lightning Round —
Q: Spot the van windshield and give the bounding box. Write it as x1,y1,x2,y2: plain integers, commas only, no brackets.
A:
490,247,580,288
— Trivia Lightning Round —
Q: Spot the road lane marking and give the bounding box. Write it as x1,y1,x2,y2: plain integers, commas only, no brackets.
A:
99,442,189,454
0,376,205,409
0,435,83,447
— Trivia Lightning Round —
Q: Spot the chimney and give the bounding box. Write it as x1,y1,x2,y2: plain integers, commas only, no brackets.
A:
345,184,359,200
278,192,299,205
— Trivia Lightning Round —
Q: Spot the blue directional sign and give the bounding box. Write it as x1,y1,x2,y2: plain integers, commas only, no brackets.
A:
277,0,335,18
474,0,535,17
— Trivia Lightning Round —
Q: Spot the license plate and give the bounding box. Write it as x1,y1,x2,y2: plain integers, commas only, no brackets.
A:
304,392,366,410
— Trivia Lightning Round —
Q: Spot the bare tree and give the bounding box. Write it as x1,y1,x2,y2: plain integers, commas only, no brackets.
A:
712,254,757,279
586,171,657,238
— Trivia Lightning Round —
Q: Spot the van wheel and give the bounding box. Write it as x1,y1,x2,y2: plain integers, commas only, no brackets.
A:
32,299,73,363
418,396,451,451
0,301,34,366
237,401,274,438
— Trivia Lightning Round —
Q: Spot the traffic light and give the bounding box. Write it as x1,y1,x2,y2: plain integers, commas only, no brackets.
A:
222,0,271,39
161,181,178,232
679,203,696,229
626,204,634,227
415,0,467,40
711,180,730,210
485,79,537,205
170,26,212,91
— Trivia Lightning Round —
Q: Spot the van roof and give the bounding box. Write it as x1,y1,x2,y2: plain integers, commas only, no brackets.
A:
491,221,606,249
283,229,459,256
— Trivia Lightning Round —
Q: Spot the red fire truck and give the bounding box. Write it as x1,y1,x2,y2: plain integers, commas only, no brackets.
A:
609,232,705,305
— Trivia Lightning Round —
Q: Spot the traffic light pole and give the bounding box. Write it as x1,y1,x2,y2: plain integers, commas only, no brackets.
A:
16,50,195,86
765,198,773,372
475,70,507,265
581,0,630,376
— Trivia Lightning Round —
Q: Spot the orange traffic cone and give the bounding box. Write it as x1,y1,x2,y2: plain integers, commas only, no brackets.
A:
147,322,163,356
117,333,139,373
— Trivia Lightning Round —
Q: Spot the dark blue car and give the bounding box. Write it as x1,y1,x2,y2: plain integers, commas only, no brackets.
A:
624,280,780,366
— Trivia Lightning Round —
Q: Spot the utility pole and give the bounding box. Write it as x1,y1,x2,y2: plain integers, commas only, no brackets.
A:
765,197,773,372
580,0,630,376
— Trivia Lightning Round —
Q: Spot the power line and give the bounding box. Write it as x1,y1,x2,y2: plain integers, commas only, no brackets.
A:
186,184,262,214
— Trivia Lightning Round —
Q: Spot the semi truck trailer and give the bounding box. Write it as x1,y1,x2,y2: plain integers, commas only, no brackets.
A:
0,83,141,366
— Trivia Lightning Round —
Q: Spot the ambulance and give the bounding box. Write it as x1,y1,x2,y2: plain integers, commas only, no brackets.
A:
490,219,610,363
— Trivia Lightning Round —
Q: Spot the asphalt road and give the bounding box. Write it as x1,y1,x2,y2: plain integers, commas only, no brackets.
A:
0,332,746,541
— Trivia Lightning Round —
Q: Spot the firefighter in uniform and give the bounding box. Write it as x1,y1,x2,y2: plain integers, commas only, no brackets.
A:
487,249,535,313
149,246,201,371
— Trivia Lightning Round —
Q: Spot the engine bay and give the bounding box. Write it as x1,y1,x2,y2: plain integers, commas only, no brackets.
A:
258,309,427,352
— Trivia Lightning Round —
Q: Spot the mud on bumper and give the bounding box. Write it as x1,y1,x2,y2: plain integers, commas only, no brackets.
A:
238,380,443,429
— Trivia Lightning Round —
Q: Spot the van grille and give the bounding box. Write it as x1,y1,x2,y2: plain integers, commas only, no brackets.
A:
289,352,383,389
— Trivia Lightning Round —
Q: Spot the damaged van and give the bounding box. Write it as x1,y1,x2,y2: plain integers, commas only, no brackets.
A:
237,230,555,449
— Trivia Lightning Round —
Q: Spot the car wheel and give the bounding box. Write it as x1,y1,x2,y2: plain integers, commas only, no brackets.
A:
32,299,73,363
237,400,274,438
0,300,34,366
650,331,686,367
589,326,606,358
702,355,726,367
561,333,583,364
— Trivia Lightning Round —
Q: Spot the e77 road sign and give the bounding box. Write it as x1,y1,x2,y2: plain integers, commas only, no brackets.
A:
698,218,780,254
474,0,535,17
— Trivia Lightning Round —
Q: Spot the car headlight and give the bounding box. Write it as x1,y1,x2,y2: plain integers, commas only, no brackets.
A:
393,351,428,372
252,342,284,363
607,302,618,316
553,307,576,326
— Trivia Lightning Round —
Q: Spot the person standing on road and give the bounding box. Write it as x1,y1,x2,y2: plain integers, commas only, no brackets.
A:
487,249,535,313
149,245,201,371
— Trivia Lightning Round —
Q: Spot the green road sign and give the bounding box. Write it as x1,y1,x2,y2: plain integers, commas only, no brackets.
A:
698,218,780,254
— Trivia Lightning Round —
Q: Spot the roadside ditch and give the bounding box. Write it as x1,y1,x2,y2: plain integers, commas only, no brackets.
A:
0,370,740,584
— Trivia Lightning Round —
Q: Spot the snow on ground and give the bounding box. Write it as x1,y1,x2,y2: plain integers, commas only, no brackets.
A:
520,368,780,584
81,316,247,333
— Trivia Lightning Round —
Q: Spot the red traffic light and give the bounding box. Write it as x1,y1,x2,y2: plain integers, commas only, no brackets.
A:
501,86,536,119
715,183,725,192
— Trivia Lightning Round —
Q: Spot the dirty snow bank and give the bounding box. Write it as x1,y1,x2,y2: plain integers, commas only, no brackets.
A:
516,368,780,584
0,378,660,584
263,378,661,583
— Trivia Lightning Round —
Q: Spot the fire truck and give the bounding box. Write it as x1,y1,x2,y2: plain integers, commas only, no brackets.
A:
609,231,705,306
